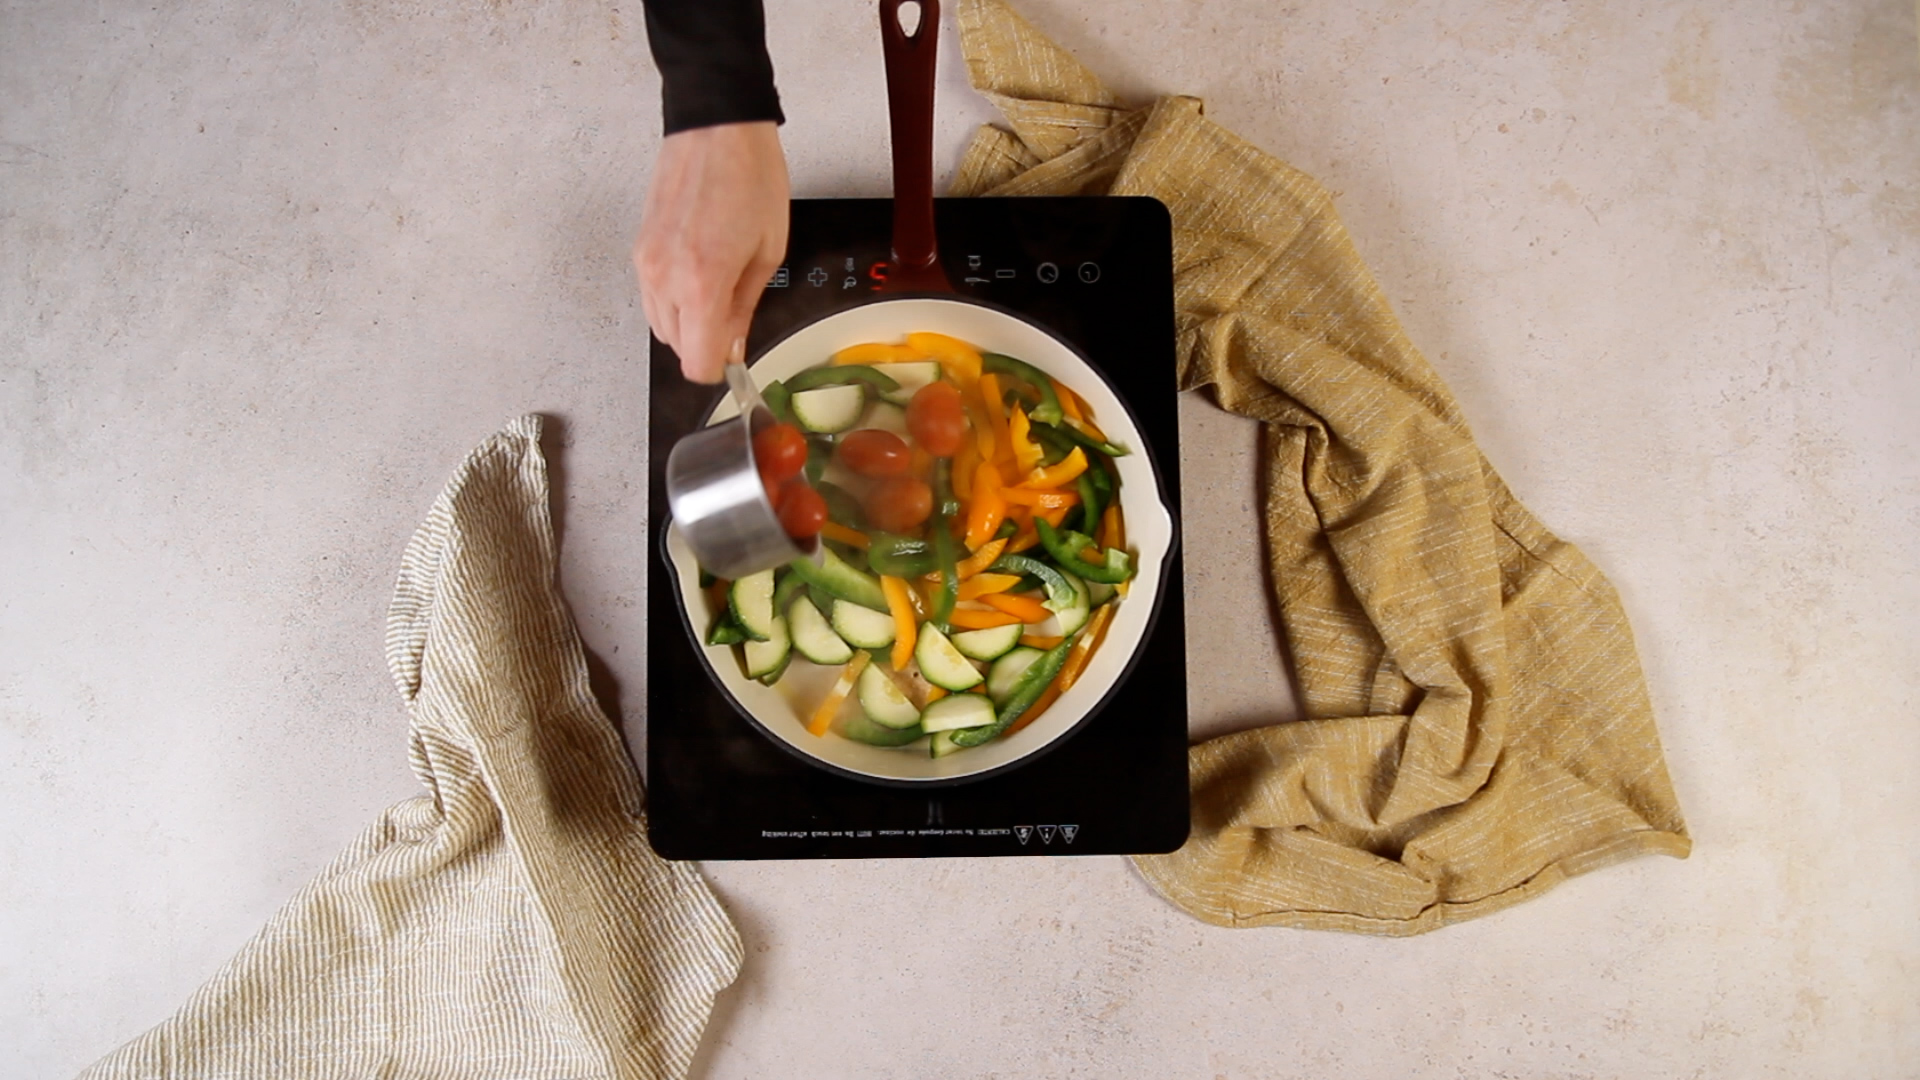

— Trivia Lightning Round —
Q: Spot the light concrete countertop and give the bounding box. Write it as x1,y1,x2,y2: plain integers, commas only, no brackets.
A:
6,1,1916,1076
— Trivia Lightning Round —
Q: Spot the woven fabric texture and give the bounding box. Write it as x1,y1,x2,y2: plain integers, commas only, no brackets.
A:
951,0,1689,934
78,415,742,1078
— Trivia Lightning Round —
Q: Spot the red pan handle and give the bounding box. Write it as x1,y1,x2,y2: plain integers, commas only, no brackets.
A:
879,0,953,293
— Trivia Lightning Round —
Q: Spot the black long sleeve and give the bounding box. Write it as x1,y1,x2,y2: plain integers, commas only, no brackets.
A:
642,0,785,135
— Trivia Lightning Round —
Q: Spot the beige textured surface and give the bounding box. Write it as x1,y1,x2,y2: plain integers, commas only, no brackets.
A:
4,0,1917,1077
73,416,741,1079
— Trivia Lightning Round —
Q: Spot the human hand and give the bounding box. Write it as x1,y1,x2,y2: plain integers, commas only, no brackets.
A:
634,121,790,384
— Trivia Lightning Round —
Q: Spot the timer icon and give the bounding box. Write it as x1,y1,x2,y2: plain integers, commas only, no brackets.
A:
1036,262,1060,284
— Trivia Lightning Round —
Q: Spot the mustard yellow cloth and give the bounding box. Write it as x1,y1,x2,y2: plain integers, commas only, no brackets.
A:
952,0,1689,934
78,416,741,1078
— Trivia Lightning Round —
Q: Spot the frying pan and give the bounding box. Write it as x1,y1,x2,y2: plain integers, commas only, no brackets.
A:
664,0,1178,783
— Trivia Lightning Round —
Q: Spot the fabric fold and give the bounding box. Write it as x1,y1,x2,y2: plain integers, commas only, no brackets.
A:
954,0,1688,934
79,415,741,1078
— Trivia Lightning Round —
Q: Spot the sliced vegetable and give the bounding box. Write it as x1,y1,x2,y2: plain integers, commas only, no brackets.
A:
906,332,983,384
706,609,748,646
951,622,1025,662
761,380,796,426
1055,601,1116,696
986,554,1084,629
879,575,918,671
743,615,792,681
833,342,918,365
985,646,1045,705
928,460,960,629
956,573,1022,601
785,363,900,395
788,595,854,665
963,460,1007,551
913,623,984,691
1037,419,1129,458
878,360,944,405
842,712,924,747
788,546,887,611
1034,518,1134,585
1018,446,1089,490
818,520,869,549
1007,405,1044,473
791,384,868,433
856,661,922,729
951,635,1073,747
807,652,871,737
868,532,935,578
980,591,1051,624
830,599,897,650
816,480,865,530
770,569,808,621
980,352,1064,425
952,537,1008,580
728,569,778,642
920,693,996,733
929,729,966,758
946,607,1023,630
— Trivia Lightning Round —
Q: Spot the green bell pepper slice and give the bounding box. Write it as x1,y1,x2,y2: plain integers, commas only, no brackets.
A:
1034,518,1134,584
980,353,1063,426
950,634,1075,747
783,364,901,395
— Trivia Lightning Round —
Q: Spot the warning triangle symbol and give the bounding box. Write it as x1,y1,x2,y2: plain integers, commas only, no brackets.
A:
1061,824,1079,843
1038,825,1057,844
1014,826,1032,844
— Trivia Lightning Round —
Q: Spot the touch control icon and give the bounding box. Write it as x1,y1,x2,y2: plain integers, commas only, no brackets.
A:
806,267,828,287
1036,262,1059,283
1077,261,1101,283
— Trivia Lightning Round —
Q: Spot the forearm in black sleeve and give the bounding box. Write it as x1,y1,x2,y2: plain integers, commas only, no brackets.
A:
642,0,785,135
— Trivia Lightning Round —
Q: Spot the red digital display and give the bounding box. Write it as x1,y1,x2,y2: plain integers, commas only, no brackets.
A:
867,261,891,290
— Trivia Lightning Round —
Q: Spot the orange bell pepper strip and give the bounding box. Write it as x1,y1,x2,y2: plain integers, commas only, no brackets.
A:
1019,634,1065,649
965,397,997,462
976,373,1013,456
1018,447,1088,490
953,537,1007,579
1051,378,1084,422
808,652,871,736
946,607,1023,630
956,573,1022,601
818,521,869,549
880,575,918,671
922,684,948,705
952,438,979,501
963,461,1007,551
1099,503,1124,550
906,332,982,384
1037,503,1075,528
1004,684,1060,736
980,592,1051,624
834,342,918,365
1055,602,1115,695
1007,405,1045,473
996,486,1078,511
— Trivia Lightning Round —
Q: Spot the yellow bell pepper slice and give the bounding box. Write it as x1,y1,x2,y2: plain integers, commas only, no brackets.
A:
1008,404,1045,473
906,332,982,384
956,573,1023,601
1018,446,1088,490
963,460,1007,551
809,652,871,736
880,575,918,672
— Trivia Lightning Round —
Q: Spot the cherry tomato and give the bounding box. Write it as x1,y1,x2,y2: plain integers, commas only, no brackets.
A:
836,429,912,477
906,381,967,457
760,467,786,511
752,422,809,483
776,477,827,540
864,477,934,532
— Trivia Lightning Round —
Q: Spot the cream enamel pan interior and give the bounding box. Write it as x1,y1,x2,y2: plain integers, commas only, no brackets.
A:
665,297,1175,783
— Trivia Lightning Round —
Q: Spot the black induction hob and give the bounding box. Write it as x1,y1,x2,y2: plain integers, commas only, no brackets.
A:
645,196,1187,860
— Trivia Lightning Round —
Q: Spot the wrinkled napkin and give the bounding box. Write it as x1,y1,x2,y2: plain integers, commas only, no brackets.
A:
79,416,740,1079
951,0,1689,933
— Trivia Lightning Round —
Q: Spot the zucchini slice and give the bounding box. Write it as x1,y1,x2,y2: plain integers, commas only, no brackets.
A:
986,646,1045,706
728,569,778,642
929,729,966,758
830,600,897,650
791,384,867,433
742,614,791,681
788,595,854,665
1052,569,1092,636
842,712,925,747
856,662,922,729
789,547,888,611
914,623,984,691
920,693,996,733
858,399,912,438
878,361,943,405
950,623,1024,662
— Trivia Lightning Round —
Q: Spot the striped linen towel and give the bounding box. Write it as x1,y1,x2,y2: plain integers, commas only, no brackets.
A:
953,0,1690,934
78,415,740,1078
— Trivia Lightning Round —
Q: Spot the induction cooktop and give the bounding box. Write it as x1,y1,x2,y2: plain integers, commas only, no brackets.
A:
646,196,1187,860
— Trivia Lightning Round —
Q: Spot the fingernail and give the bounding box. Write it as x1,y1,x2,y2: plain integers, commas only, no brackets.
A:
728,337,746,365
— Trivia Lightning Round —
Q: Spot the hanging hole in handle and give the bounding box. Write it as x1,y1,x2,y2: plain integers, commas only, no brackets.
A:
894,0,923,38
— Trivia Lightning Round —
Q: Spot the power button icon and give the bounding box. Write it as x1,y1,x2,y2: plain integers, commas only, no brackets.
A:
1036,262,1059,284
1076,261,1101,283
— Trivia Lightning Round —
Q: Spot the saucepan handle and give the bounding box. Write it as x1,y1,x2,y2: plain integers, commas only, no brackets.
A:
879,0,952,292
